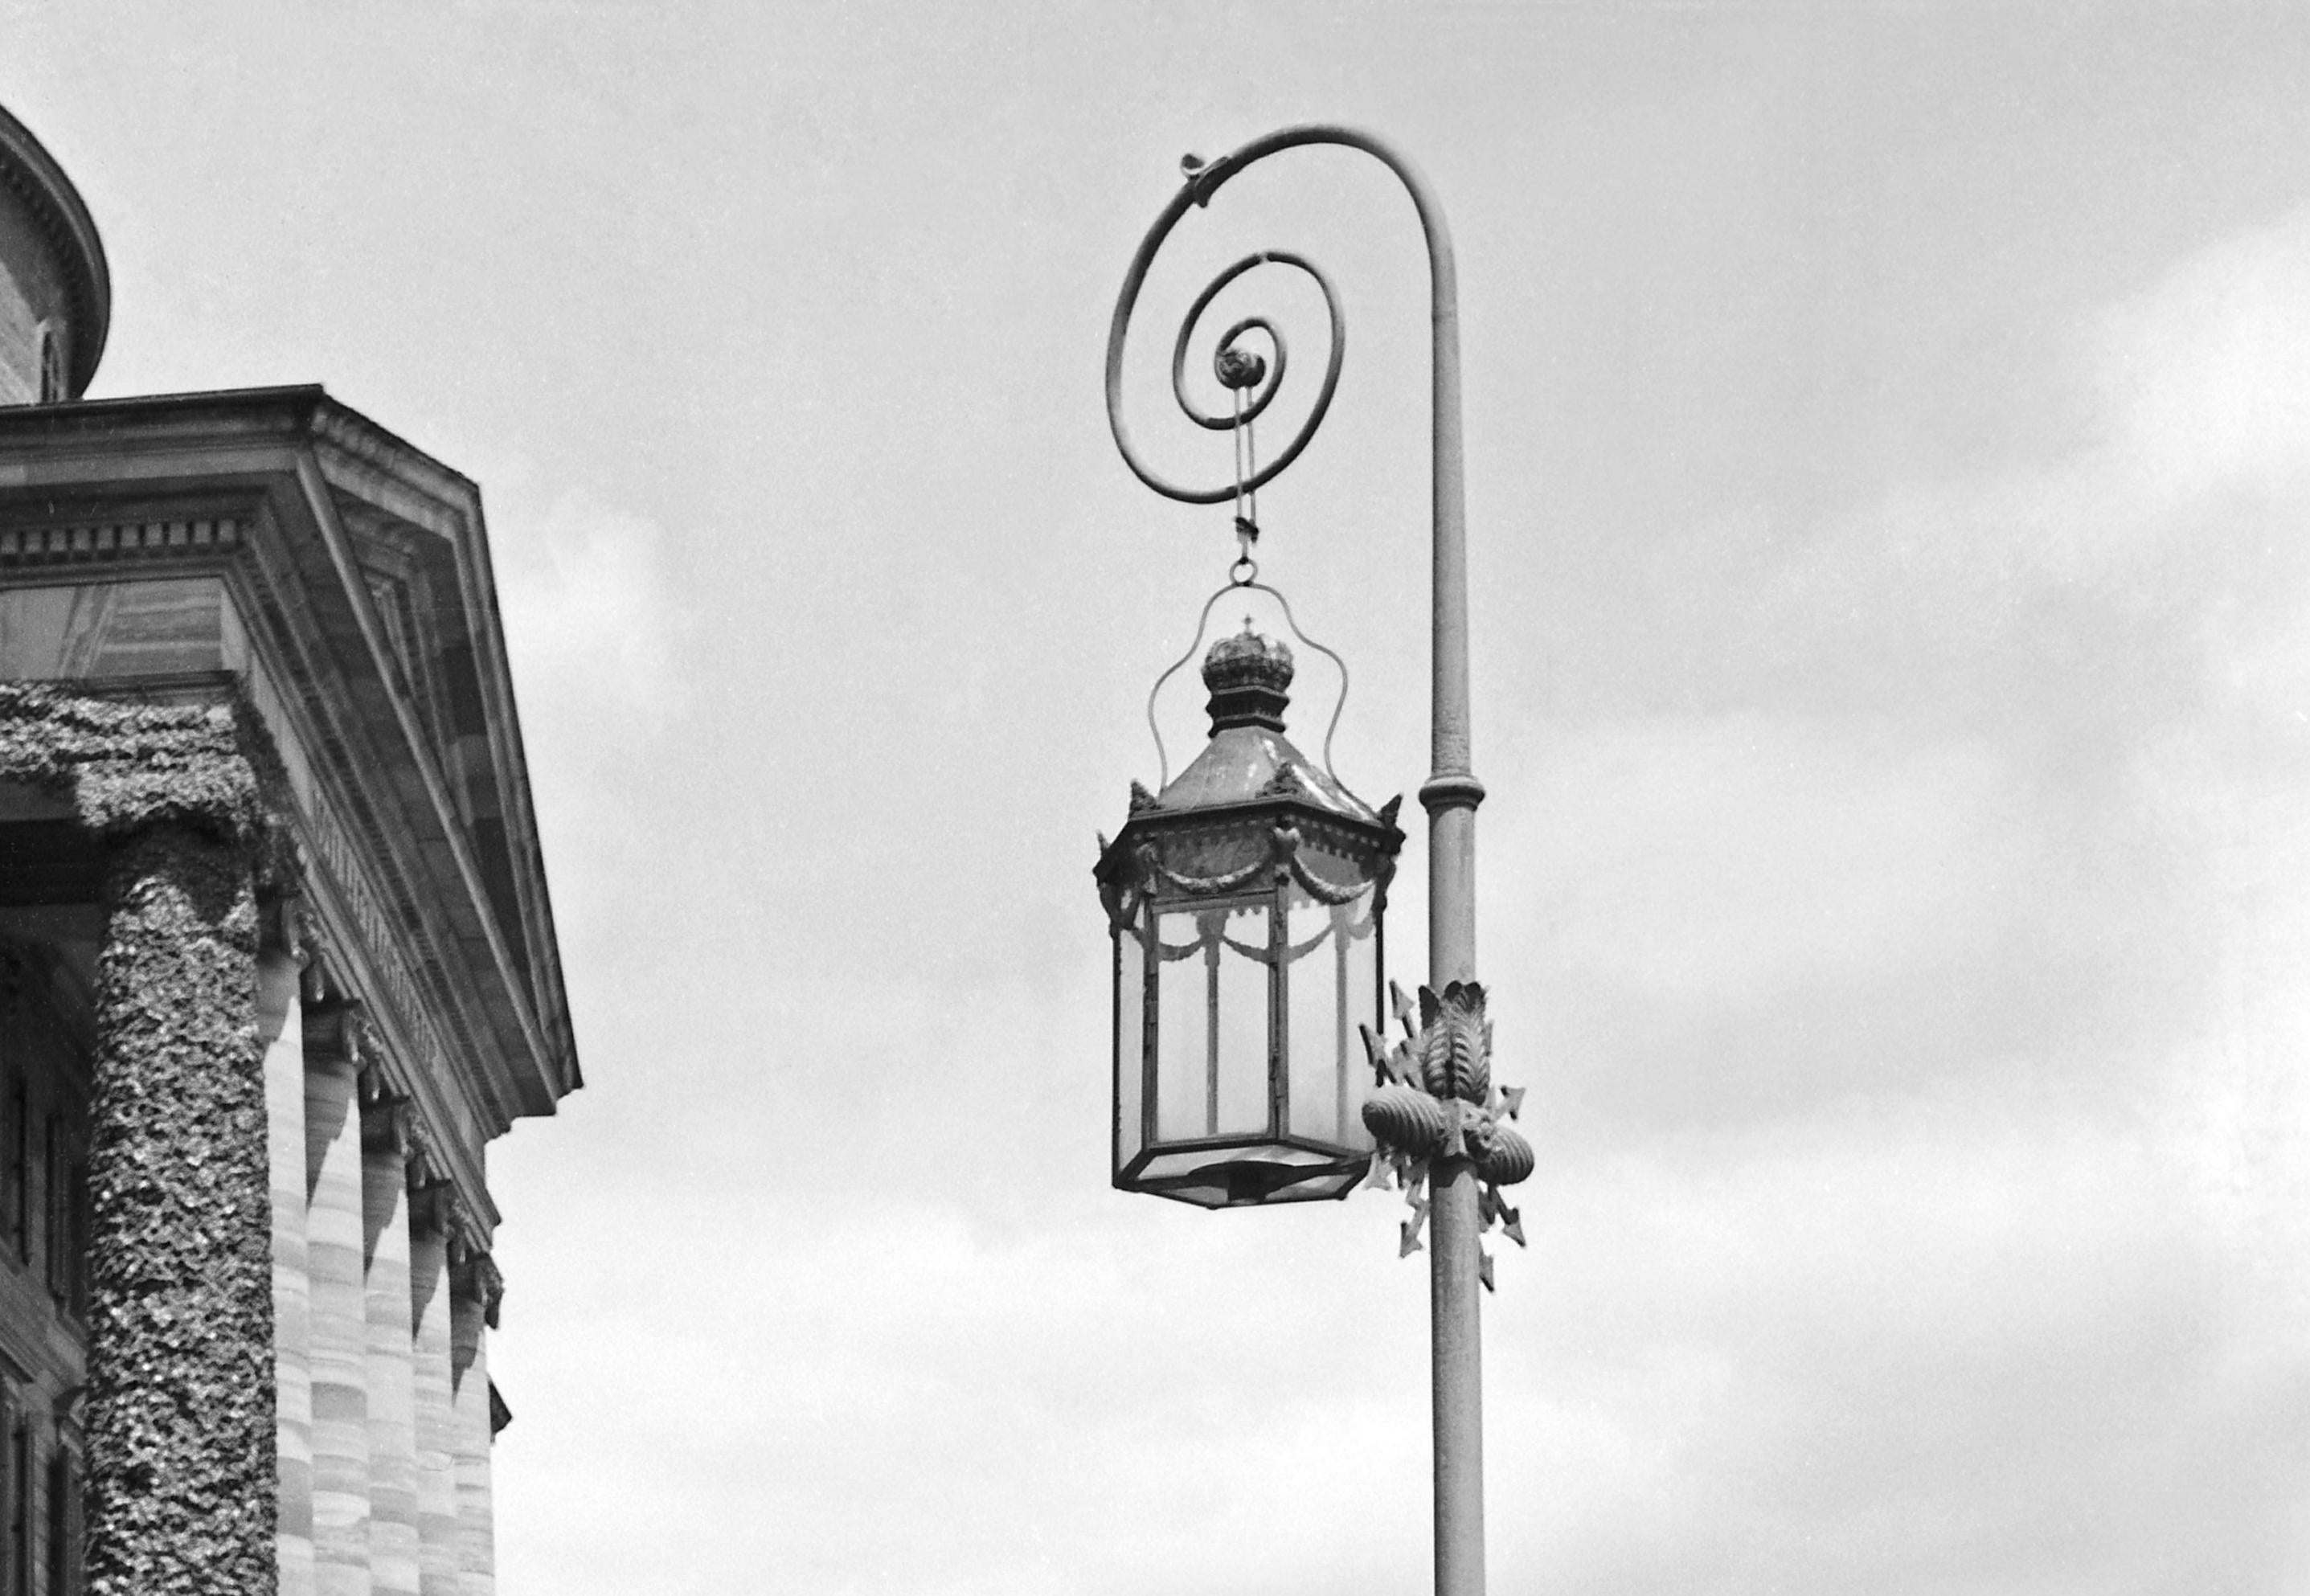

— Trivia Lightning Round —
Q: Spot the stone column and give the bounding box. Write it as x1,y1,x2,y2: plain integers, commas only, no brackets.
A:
305,1008,373,1596
84,823,276,1594
448,1278,494,1596
361,1095,421,1596
408,1201,460,1596
260,925,315,1596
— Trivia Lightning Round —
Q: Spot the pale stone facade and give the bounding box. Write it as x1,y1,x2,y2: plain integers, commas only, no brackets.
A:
0,103,577,1594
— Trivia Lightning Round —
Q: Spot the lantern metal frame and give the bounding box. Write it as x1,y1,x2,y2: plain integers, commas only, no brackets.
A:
1098,786,1403,1209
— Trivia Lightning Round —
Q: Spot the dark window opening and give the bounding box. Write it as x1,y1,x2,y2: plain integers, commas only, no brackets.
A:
4,1406,25,1596
40,1118,63,1305
64,1158,85,1322
34,329,63,406
44,1443,76,1596
5,1076,24,1262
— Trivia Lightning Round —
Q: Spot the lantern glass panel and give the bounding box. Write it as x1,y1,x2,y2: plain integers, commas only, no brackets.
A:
1113,917,1148,1173
1282,889,1341,1142
1213,903,1271,1136
1284,882,1379,1151
1345,899,1378,1140
1151,900,1277,1142
1152,907,1206,1142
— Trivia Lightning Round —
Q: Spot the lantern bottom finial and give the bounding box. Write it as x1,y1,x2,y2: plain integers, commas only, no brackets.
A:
1116,1144,1369,1210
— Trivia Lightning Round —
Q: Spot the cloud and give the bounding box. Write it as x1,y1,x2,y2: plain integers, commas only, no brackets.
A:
472,485,684,955
2098,205,2310,509
1474,200,2310,1595
491,1117,1441,1596
489,488,681,726
1506,1106,2308,1596
1532,714,2029,1007
1501,708,2181,1130
1759,202,2310,673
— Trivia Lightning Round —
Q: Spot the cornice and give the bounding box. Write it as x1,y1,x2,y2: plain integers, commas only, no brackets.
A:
0,387,580,1129
307,398,479,516
286,450,568,1115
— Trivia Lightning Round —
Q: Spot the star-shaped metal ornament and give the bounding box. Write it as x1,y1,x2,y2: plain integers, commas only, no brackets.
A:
1398,1167,1432,1257
1389,980,1420,1033
1358,983,1534,1284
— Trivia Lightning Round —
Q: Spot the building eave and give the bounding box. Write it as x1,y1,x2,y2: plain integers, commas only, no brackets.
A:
0,387,580,1139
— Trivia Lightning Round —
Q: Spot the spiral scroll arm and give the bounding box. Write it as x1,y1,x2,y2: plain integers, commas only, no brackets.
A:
1108,207,1347,506
1104,123,1464,571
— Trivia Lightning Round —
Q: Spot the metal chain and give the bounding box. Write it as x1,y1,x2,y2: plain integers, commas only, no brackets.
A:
1229,379,1259,585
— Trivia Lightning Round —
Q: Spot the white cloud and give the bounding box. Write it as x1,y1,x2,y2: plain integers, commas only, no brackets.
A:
1466,198,2310,1594
2098,206,2310,508
490,488,680,723
1497,1103,2307,1596
1526,713,2029,1006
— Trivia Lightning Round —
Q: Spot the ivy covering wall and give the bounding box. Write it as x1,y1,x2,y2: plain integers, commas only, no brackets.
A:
0,686,276,1595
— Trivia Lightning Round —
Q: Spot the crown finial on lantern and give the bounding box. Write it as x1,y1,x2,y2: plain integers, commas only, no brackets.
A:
1202,620,1294,733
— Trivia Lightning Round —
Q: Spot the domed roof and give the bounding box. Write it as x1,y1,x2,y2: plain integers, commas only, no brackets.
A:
1147,624,1382,825
1200,620,1295,733
0,101,111,397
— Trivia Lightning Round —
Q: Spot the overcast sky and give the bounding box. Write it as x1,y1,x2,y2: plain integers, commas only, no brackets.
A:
7,3,2308,1592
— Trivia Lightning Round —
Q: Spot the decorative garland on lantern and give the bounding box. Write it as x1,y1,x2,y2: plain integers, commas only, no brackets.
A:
1098,798,1401,935
1359,981,1533,1290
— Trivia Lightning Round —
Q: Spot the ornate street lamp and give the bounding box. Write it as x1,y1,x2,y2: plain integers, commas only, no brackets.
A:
1100,127,1530,1596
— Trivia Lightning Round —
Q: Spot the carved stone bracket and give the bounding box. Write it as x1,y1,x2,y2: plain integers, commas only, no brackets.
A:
398,1104,445,1190
358,1070,409,1156
354,1041,466,1242
256,886,310,967
450,1249,505,1330
1358,980,1534,1290
302,999,368,1070
408,1180,457,1239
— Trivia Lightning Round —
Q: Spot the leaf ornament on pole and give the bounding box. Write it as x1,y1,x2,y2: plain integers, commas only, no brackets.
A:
1360,982,1533,1288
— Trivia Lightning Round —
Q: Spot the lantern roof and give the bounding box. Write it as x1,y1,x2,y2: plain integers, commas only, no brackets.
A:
1142,623,1383,825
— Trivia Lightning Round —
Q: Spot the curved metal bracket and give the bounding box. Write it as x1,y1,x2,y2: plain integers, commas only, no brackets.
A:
1141,577,1354,792
1104,122,1477,856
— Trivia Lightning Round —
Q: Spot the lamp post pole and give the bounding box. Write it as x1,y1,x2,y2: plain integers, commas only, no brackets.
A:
1104,124,1489,1596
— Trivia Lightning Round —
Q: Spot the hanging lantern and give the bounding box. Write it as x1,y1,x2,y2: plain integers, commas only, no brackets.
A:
1096,621,1404,1208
